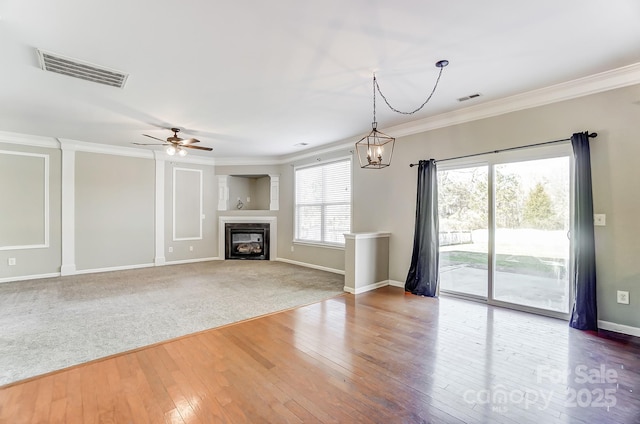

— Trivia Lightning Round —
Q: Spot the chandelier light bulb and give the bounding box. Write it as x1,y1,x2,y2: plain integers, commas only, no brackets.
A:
166,146,176,156
178,148,187,157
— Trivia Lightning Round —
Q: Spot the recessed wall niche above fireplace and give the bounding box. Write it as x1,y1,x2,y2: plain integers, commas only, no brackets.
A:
225,223,270,260
217,175,280,211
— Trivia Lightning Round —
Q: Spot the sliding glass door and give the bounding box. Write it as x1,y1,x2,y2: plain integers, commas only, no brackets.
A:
438,166,488,298
493,157,571,313
438,147,572,317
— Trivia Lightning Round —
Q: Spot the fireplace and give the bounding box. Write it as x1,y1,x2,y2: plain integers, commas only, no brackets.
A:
225,223,270,260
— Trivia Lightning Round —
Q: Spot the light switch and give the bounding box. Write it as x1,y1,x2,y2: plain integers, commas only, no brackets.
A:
617,290,630,305
594,214,606,226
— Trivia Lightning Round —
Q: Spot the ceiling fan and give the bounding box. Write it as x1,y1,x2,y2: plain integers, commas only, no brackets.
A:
133,127,213,156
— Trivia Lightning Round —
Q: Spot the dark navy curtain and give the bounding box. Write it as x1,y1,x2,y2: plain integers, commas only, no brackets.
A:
405,159,439,297
569,132,598,330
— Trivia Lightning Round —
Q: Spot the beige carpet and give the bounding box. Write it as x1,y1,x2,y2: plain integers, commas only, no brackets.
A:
0,260,344,386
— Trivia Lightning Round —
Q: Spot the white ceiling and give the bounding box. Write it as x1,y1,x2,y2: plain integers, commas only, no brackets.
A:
1,0,640,159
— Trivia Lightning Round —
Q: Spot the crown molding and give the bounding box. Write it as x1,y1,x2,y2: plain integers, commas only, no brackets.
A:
1,131,216,165
385,62,640,138
280,141,354,164
214,156,284,166
0,131,59,149
56,139,216,165
215,140,355,167
161,152,216,166
58,138,154,158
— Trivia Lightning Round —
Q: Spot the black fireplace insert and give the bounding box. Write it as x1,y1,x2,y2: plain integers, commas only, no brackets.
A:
225,223,270,260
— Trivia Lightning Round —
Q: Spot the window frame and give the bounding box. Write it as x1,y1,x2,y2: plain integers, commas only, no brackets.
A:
293,156,352,248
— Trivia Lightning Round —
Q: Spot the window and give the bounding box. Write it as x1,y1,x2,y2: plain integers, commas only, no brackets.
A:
295,158,351,246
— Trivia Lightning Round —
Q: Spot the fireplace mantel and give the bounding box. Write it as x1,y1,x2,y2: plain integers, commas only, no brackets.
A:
218,216,277,260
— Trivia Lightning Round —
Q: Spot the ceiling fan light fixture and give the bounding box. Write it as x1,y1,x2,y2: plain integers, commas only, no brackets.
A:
134,127,213,153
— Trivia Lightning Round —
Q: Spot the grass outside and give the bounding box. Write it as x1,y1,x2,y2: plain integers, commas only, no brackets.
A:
440,250,566,279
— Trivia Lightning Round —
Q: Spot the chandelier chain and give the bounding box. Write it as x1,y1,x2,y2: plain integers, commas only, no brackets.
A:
372,74,377,127
374,65,445,115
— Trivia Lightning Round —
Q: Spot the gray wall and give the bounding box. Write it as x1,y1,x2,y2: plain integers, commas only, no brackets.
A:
165,161,217,261
351,83,640,328
0,152,46,247
0,142,61,279
254,176,271,210
75,152,155,269
227,175,251,210
344,234,390,292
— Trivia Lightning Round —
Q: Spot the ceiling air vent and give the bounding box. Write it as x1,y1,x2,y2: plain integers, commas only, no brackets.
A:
457,93,482,102
36,49,128,88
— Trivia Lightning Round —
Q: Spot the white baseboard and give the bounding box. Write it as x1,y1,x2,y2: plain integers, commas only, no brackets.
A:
598,320,640,337
344,280,390,295
74,263,155,275
0,272,61,284
388,280,405,288
1,258,218,283
343,279,405,295
164,257,218,265
275,257,344,275
60,264,76,276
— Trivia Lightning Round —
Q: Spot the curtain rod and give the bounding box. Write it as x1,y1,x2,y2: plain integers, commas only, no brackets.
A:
409,132,598,167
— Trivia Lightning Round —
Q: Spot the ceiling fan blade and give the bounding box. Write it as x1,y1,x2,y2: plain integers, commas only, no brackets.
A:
142,134,167,142
180,138,200,145
133,142,169,146
183,145,213,151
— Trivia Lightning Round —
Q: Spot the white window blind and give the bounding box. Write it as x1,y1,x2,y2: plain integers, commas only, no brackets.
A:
295,159,351,245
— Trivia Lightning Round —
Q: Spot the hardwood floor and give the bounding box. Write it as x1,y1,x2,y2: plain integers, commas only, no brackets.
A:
1,286,638,423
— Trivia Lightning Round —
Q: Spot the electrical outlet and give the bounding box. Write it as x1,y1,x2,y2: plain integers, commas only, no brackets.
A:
168,247,173,253
617,290,630,305
290,245,294,252
8,258,16,266
189,246,194,252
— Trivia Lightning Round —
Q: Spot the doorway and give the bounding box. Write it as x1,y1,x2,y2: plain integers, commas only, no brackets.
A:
438,147,572,317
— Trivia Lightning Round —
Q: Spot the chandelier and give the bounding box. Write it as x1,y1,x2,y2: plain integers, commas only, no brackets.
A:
355,60,449,169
